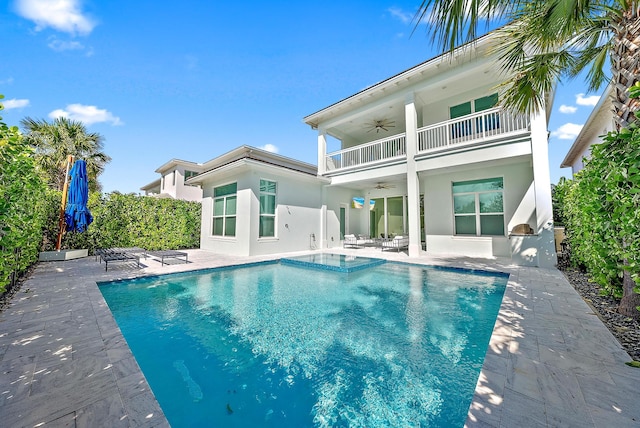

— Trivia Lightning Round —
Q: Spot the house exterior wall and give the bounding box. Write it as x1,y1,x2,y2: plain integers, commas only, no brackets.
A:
199,166,323,256
200,171,253,256
423,160,535,259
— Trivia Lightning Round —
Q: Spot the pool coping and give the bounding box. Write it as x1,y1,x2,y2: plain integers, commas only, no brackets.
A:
1,249,639,427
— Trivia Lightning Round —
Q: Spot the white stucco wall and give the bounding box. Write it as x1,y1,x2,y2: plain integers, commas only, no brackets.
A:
423,160,535,259
199,166,323,256
174,167,203,201
200,172,253,256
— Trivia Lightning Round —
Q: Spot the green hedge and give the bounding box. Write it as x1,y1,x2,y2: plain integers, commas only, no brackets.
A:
560,125,640,316
0,108,48,293
43,192,202,253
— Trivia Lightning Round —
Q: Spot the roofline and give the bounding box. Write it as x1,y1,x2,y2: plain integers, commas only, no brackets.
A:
140,177,161,191
187,157,324,186
560,84,613,168
187,145,318,185
303,32,496,128
154,159,203,174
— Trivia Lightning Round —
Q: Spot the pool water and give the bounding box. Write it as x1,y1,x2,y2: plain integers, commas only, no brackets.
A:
99,261,507,427
281,253,386,272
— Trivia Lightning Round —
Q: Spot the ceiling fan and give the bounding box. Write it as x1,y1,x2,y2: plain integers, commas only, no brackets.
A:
364,118,396,133
374,182,395,190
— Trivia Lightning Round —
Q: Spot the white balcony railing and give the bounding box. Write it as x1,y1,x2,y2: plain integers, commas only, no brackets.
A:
325,134,406,172
417,107,530,153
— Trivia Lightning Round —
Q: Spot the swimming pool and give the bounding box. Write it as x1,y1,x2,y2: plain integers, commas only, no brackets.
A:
99,260,507,427
281,253,386,272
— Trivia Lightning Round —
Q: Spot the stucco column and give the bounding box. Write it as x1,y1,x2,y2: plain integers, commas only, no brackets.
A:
530,111,557,268
363,194,371,236
405,93,422,257
320,185,327,249
317,130,327,175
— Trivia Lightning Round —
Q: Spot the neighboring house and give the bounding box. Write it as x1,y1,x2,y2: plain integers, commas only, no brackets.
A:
305,32,556,267
140,159,204,201
561,85,614,175
150,32,558,267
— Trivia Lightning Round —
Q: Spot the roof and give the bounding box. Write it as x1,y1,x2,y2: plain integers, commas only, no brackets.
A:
303,32,496,128
560,85,613,168
154,159,203,174
140,177,161,191
187,145,318,185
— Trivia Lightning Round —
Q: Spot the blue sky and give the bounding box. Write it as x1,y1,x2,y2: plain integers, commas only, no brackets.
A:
2,0,604,193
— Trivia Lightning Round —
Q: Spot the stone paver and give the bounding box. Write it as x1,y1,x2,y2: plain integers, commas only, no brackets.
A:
0,248,638,427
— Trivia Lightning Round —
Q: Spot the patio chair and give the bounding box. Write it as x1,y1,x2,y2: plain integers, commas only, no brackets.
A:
381,235,409,252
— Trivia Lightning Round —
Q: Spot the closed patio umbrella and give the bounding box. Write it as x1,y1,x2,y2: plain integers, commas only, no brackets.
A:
64,159,93,233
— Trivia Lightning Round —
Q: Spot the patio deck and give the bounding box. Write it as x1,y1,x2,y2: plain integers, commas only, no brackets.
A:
0,249,638,427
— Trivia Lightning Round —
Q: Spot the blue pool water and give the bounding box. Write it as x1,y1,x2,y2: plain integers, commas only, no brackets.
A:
99,261,507,427
281,253,386,272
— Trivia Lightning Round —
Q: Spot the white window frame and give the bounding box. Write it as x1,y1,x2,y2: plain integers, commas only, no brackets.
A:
259,179,277,238
452,177,505,237
212,182,237,237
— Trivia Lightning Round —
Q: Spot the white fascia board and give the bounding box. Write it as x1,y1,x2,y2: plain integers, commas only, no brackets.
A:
560,84,613,168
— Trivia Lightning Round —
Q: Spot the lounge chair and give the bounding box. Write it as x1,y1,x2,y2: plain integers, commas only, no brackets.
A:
98,249,141,271
343,234,376,249
381,235,409,252
147,250,189,265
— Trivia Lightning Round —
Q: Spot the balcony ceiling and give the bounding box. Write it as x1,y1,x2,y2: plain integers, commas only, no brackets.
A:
325,60,499,144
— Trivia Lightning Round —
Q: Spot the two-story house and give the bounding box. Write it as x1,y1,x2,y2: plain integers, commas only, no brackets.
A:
158,32,557,267
304,33,556,267
140,159,204,201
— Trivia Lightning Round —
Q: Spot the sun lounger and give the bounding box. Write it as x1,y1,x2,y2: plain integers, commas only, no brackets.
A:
100,251,141,271
381,235,409,252
147,250,188,266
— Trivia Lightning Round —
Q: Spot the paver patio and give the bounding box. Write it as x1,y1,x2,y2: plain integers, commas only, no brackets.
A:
0,249,638,427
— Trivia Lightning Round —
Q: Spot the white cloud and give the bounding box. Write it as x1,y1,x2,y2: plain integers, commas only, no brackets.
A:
48,38,84,52
260,144,279,153
49,104,122,126
551,123,583,140
388,7,413,24
15,0,96,35
3,98,30,110
0,77,15,85
558,105,577,114
576,93,600,107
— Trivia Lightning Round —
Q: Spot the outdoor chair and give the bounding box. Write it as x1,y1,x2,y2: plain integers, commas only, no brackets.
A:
381,235,409,252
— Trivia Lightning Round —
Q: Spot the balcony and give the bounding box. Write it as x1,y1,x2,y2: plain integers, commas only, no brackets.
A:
325,134,406,172
323,108,530,173
417,107,530,154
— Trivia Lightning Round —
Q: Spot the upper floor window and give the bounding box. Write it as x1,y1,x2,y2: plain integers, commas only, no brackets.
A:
453,177,504,236
213,183,237,237
259,179,276,237
184,170,198,180
450,93,499,138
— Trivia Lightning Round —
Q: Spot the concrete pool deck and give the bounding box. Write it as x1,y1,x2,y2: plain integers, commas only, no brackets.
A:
0,249,638,427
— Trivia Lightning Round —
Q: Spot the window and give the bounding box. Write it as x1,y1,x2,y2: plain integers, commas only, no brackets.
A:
184,170,198,186
184,170,198,180
450,93,499,138
212,183,237,237
453,178,504,236
259,179,276,237
172,171,176,186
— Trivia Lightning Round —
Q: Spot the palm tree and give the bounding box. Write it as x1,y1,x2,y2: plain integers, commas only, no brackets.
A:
21,117,111,192
414,0,640,318
414,0,640,128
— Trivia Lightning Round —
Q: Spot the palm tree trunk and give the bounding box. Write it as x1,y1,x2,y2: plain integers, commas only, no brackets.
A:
619,265,640,320
610,6,640,129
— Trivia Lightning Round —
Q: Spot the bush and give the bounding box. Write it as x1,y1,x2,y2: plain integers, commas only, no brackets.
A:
0,102,48,293
43,192,201,253
563,124,640,315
